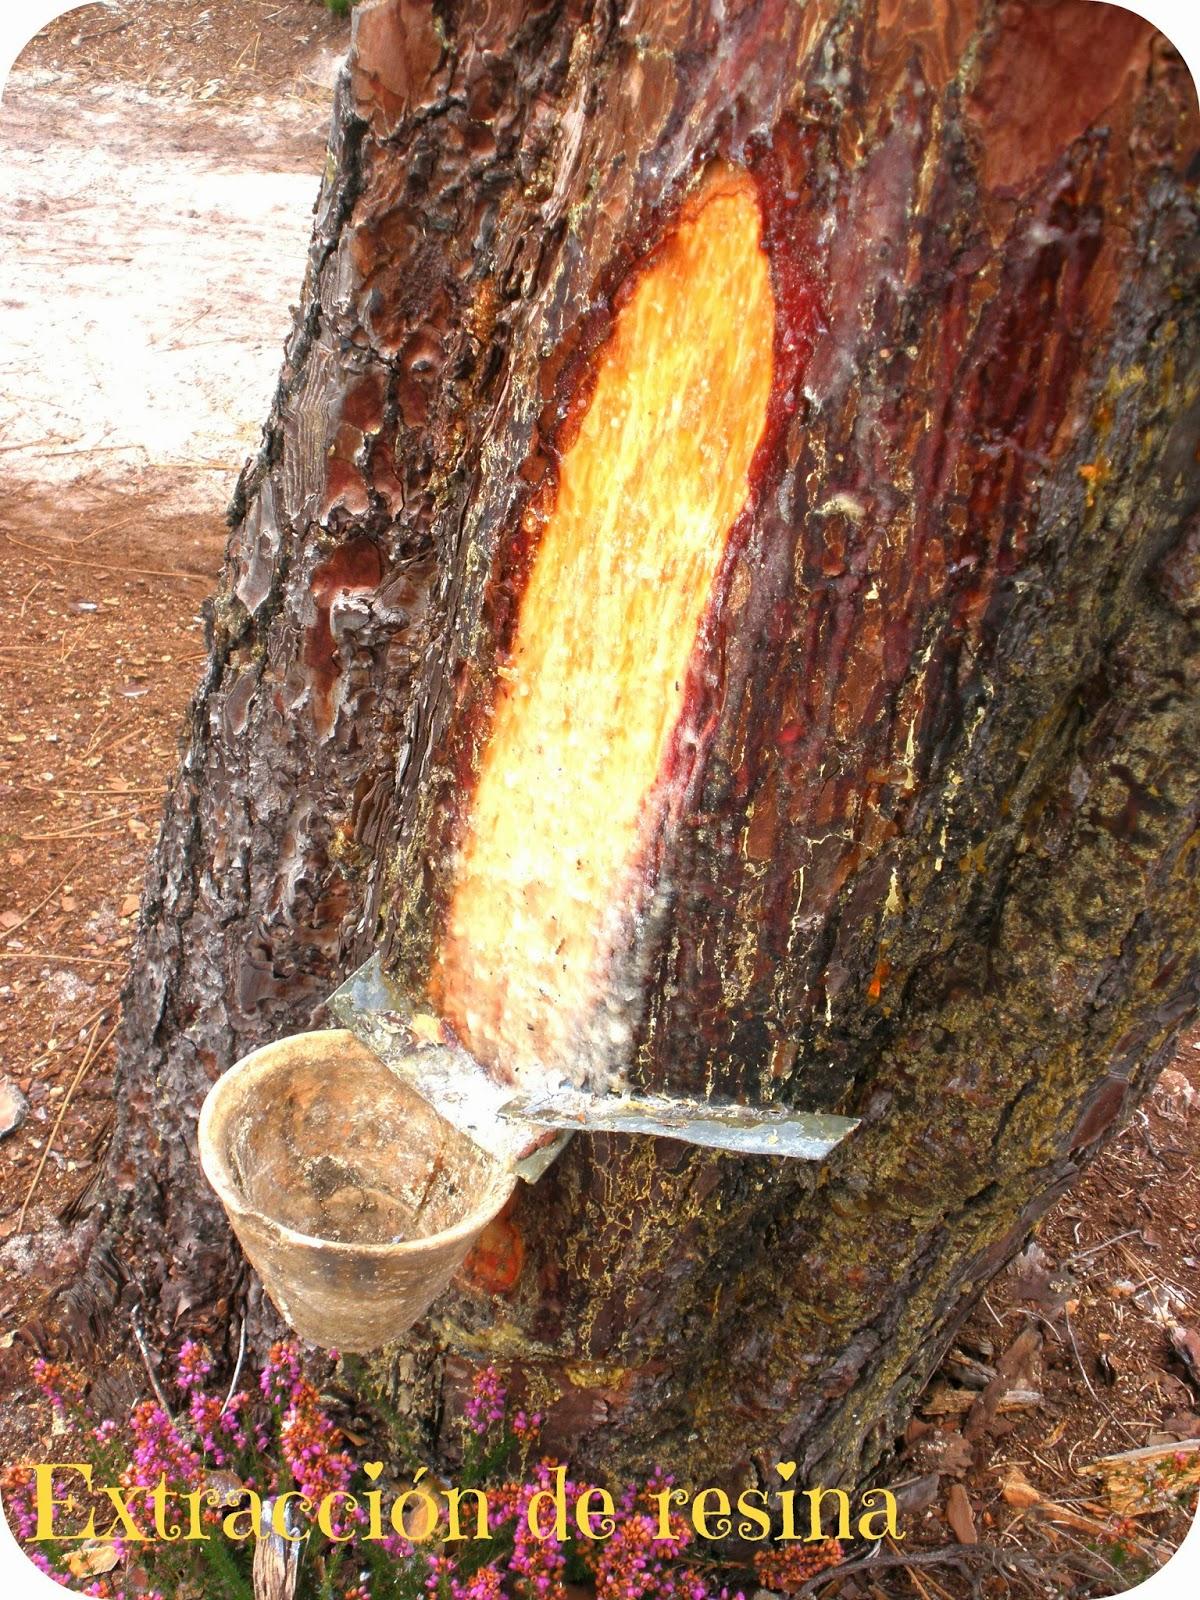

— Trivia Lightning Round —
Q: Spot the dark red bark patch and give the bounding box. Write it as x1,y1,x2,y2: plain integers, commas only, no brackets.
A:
304,537,384,737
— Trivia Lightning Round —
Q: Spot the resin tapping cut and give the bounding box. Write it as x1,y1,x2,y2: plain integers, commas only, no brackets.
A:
432,167,775,1084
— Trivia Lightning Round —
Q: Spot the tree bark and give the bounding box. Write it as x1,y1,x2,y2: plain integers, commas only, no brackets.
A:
63,0,1199,1497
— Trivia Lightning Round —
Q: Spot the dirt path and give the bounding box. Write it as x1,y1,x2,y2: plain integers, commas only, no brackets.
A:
0,3,340,516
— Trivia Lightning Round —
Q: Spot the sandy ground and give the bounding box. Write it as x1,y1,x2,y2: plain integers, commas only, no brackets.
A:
0,51,337,515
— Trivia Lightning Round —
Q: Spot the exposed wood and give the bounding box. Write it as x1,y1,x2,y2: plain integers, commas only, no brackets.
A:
433,166,775,1086
1084,1439,1200,1514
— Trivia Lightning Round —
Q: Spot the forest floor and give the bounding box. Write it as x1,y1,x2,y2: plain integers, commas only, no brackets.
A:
0,0,341,1241
0,4,1197,1599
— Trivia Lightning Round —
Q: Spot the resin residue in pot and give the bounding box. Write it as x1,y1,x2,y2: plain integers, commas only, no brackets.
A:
198,1029,517,1351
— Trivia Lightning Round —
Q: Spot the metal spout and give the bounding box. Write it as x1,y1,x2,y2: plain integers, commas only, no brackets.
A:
328,954,859,1178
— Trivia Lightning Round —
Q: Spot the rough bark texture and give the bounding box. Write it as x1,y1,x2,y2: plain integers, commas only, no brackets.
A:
68,0,1199,1497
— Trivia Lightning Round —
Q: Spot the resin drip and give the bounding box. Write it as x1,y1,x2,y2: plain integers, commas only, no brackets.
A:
433,168,775,1084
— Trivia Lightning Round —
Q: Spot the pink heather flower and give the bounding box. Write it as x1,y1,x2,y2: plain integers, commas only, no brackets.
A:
426,1554,458,1598
174,1339,213,1394
261,1340,305,1408
512,1410,542,1444
588,1476,729,1600
505,1463,573,1600
31,1358,69,1410
452,1565,505,1600
221,1388,251,1436
464,1366,506,1436
189,1392,222,1460
124,1400,200,1491
1,1467,39,1542
185,1386,250,1465
277,1373,356,1532
27,1549,72,1588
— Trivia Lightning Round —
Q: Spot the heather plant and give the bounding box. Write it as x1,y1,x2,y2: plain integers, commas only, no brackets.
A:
1,1348,766,1600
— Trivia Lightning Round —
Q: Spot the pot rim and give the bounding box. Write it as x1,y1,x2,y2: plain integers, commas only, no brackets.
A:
197,1027,517,1260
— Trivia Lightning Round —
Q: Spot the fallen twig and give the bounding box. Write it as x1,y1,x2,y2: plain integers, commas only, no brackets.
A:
885,1536,954,1600
1,529,209,585
1063,1307,1101,1406
69,513,140,548
11,786,162,798
1064,1305,1139,1448
0,951,112,965
81,711,114,761
222,1319,248,1415
791,1542,1006,1598
81,726,146,768
17,1013,118,1231
0,855,84,945
131,1307,177,1422
791,1536,1120,1600
18,576,44,618
22,812,134,841
1062,1229,1141,1267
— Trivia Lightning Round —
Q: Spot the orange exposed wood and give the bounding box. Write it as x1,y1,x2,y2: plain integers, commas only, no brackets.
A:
432,168,775,1083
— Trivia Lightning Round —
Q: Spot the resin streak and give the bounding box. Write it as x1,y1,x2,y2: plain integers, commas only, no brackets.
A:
432,172,775,1083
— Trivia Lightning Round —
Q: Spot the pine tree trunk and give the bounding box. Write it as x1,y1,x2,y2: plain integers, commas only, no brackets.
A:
65,0,1199,1494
